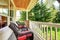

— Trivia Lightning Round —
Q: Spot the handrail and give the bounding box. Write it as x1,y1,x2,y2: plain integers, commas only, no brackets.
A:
30,21,60,27
29,21,60,40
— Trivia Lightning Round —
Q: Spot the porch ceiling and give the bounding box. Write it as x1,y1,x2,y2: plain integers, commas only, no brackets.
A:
11,0,38,11
0,0,38,11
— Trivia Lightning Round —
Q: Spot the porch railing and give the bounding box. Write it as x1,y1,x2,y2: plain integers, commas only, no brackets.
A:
29,21,60,40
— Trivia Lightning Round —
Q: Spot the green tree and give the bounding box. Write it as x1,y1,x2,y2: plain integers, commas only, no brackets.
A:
28,3,40,21
20,3,52,22
53,11,60,31
29,3,52,22
53,11,60,23
19,11,26,21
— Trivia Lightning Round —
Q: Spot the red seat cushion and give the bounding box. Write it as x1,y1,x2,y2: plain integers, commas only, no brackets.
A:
18,25,24,29
20,31,32,37
20,31,30,34
26,34,32,37
18,35,26,40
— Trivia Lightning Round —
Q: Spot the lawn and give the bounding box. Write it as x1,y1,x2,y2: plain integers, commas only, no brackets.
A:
48,31,60,40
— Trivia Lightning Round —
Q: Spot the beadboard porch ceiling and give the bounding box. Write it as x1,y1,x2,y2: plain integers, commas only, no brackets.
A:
11,0,38,11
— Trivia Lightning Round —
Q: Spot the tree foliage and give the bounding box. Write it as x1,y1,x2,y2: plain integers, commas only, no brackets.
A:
53,11,60,23
29,3,52,22
19,11,26,21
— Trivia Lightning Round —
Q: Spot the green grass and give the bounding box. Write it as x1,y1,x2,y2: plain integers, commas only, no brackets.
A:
47,30,60,40
57,31,60,40
34,27,60,40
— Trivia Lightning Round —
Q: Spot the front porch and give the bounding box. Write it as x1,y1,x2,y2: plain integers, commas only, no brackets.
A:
29,21,60,40
0,0,60,40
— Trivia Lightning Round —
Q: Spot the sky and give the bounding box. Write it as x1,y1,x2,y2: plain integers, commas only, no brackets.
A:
39,0,45,3
39,0,59,9
53,1,59,10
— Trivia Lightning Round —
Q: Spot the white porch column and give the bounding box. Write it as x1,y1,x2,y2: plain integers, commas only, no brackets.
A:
7,16,10,26
7,0,10,26
13,6,16,21
25,10,29,28
26,11,29,20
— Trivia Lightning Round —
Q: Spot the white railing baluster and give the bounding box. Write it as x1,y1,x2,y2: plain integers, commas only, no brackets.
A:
29,21,60,40
42,25,44,38
50,27,52,40
43,26,45,39
46,26,48,40
55,27,57,40
41,25,43,36
40,25,42,35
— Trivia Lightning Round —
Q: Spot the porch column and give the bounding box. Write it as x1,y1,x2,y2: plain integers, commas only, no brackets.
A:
7,0,10,25
25,11,29,28
26,11,28,20
13,7,16,21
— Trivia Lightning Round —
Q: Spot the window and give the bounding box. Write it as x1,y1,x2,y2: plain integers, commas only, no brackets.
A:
10,10,14,17
3,8,8,15
10,10,14,21
0,8,2,13
0,8,8,15
16,10,20,21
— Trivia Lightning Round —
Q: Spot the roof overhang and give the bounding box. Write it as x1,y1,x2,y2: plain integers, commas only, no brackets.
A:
11,0,38,11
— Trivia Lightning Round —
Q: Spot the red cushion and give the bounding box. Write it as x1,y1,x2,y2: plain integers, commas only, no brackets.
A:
18,25,24,29
18,35,26,40
26,34,32,37
20,31,32,37
20,31,30,34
